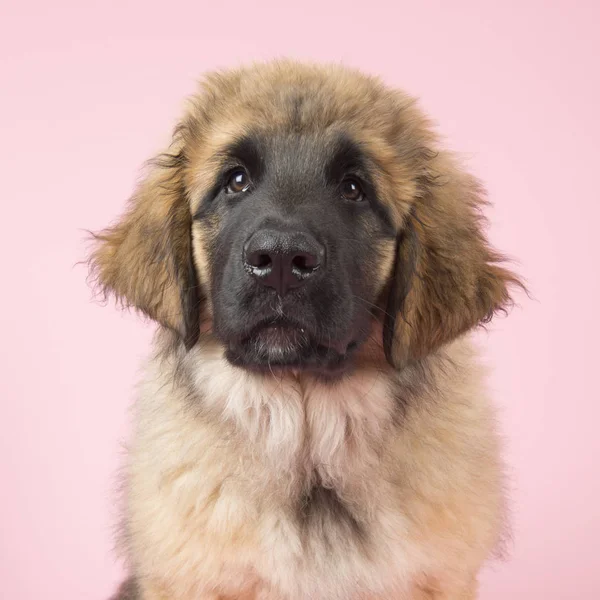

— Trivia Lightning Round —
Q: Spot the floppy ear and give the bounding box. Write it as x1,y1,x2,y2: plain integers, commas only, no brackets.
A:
384,152,523,368
89,136,201,349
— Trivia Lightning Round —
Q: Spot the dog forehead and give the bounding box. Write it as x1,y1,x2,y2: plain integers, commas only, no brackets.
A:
262,132,348,180
184,64,420,223
191,60,421,149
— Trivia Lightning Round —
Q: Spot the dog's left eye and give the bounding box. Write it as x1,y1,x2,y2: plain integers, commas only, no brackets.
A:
340,177,365,202
226,169,251,194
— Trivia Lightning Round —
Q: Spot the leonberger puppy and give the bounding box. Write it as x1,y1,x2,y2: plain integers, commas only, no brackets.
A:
90,60,522,600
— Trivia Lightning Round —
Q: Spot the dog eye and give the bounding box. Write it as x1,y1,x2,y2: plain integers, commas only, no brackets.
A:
226,169,251,194
340,178,365,202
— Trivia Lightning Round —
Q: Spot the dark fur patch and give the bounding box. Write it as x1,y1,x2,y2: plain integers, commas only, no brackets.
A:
297,479,367,547
383,216,418,366
217,134,265,183
168,198,202,350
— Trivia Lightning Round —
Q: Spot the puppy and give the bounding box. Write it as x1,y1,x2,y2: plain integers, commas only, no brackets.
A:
91,60,522,600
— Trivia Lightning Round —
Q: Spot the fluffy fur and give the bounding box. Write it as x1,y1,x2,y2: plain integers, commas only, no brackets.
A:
91,60,522,599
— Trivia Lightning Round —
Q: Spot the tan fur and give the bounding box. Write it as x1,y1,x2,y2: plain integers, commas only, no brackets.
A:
91,60,521,599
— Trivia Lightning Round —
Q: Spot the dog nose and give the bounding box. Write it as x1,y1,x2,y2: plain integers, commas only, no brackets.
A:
243,229,325,296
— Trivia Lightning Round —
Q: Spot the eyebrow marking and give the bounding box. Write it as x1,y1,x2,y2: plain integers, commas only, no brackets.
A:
214,133,264,176
325,133,369,181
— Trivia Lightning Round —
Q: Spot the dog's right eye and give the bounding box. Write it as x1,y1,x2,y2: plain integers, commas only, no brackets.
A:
340,177,365,202
226,169,251,194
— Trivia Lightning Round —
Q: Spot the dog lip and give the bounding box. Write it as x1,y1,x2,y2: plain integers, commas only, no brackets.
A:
224,345,355,378
240,317,311,343
224,321,359,378
239,318,353,354
221,315,360,377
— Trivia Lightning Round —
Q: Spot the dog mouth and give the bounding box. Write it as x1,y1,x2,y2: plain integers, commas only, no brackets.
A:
223,318,357,376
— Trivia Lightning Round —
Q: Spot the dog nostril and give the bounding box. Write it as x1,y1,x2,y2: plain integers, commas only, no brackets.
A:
248,252,272,269
292,253,318,272
243,231,324,295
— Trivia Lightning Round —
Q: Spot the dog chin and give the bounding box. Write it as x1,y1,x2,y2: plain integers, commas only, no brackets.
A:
224,324,355,378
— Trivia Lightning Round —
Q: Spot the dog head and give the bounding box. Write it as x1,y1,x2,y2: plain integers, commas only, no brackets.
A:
90,61,521,376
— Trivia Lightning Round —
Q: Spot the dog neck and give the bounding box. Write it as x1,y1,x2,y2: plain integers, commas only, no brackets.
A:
166,332,435,494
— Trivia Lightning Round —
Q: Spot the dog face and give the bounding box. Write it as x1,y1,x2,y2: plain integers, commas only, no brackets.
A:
90,61,521,376
196,131,397,374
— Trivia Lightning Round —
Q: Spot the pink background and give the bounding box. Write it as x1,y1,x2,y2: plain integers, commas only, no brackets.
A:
1,0,599,598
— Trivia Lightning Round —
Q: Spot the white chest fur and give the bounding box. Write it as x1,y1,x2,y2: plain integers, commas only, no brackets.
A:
126,340,498,600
